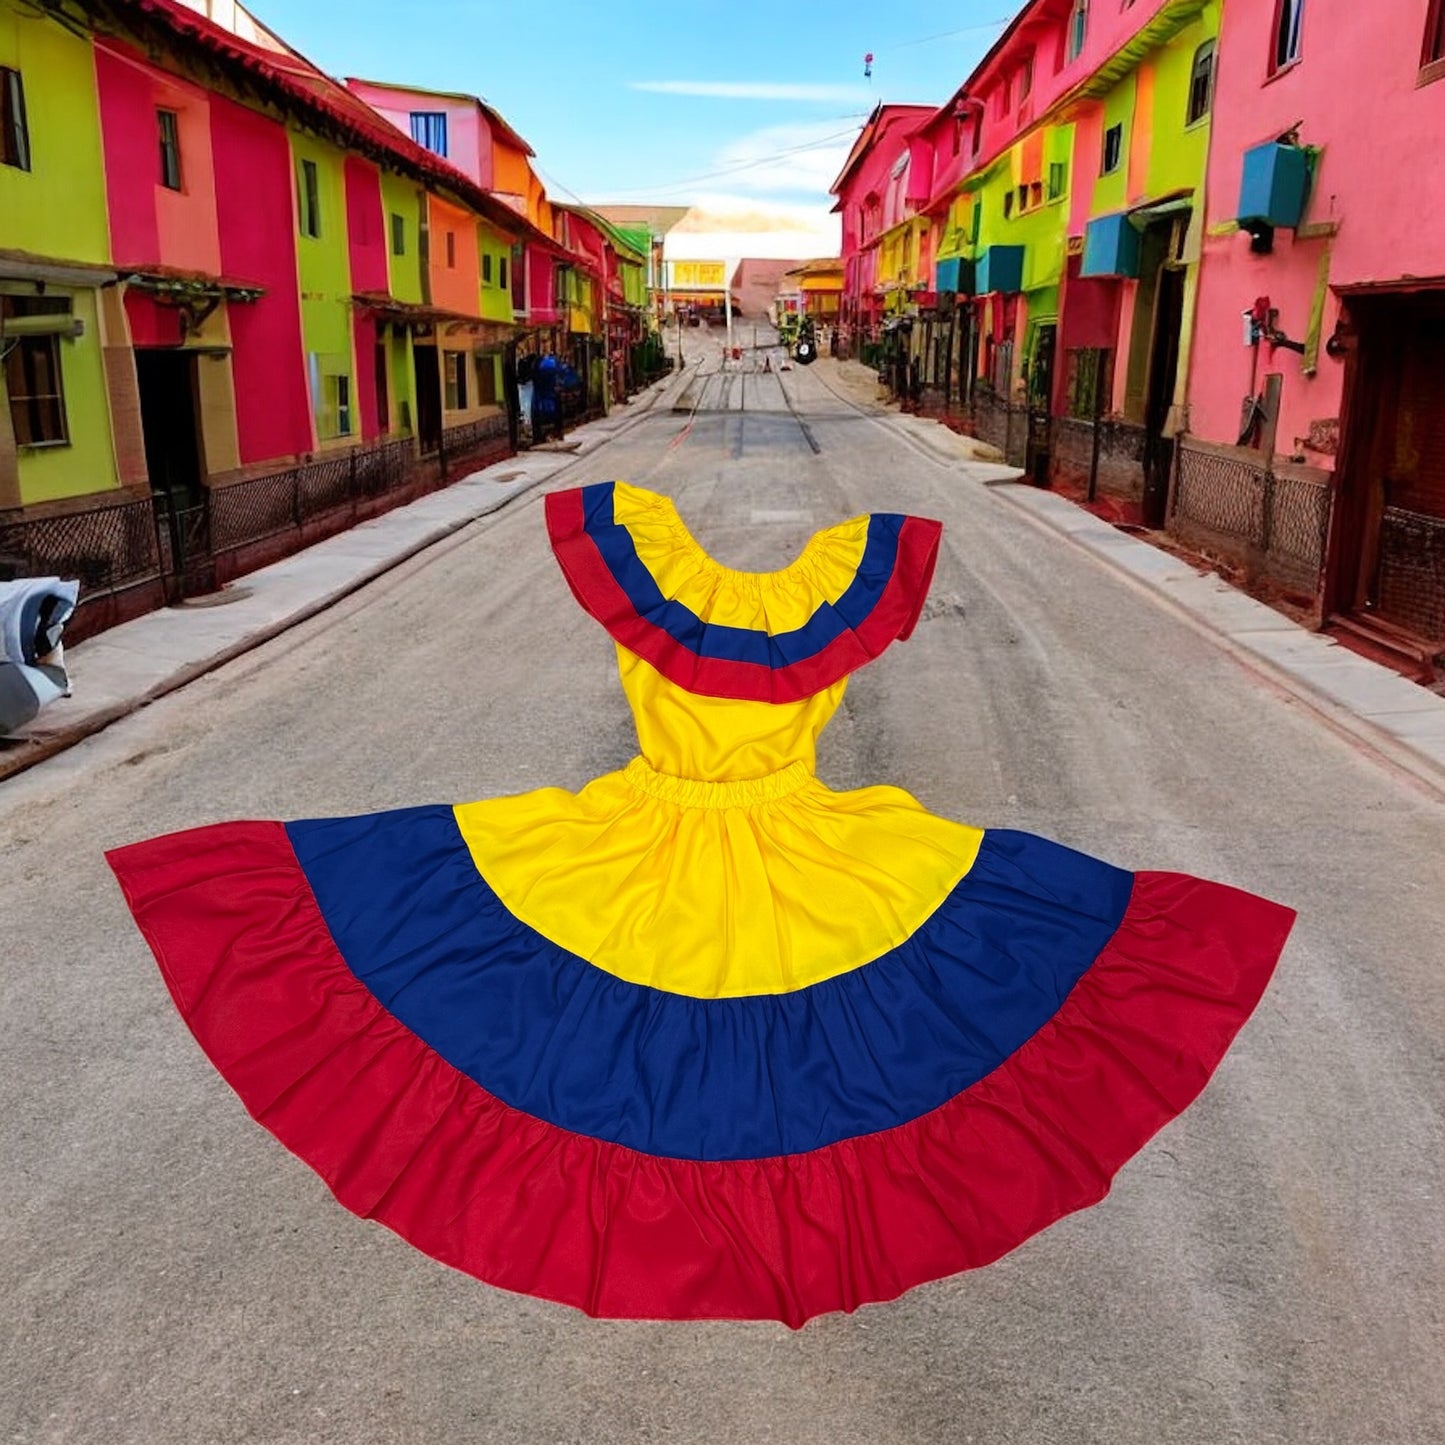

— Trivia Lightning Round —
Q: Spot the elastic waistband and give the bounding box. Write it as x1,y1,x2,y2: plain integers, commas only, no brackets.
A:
622,757,814,809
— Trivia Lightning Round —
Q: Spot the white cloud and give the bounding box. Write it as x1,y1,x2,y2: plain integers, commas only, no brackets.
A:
664,194,841,262
705,121,857,197
631,80,872,103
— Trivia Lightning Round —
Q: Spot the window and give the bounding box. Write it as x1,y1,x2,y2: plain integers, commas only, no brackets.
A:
1271,0,1304,72
1018,54,1034,102
1067,0,1089,62
333,374,352,437
1047,160,1068,200
158,109,182,190
2,296,70,447
374,339,389,433
1003,190,1015,219
1018,184,1030,212
970,200,982,244
445,230,456,268
1101,122,1123,174
1,66,29,171
481,252,492,284
390,212,406,255
1030,181,1043,208
995,77,1011,117
476,353,498,406
1422,0,1445,72
444,350,467,410
1187,41,1216,123
298,158,320,238
511,242,525,309
409,111,448,157
498,255,508,291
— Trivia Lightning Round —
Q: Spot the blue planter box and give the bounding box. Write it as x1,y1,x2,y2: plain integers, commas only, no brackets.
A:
1237,142,1310,229
1080,212,1140,278
934,256,976,295
976,245,1025,295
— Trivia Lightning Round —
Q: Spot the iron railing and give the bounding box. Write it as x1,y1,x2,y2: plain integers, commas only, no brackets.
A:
1376,505,1445,642
1171,438,1332,594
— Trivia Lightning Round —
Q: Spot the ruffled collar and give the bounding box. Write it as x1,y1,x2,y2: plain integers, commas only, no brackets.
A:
546,481,942,704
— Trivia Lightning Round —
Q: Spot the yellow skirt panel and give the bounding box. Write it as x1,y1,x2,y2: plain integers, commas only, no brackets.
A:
453,761,984,999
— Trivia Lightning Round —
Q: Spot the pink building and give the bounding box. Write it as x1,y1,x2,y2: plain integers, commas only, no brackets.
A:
831,104,932,345
1190,0,1445,658
344,77,569,333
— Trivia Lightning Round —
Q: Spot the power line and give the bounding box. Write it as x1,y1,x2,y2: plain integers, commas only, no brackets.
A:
600,122,867,197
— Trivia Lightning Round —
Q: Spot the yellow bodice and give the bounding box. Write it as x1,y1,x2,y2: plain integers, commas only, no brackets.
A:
619,646,846,780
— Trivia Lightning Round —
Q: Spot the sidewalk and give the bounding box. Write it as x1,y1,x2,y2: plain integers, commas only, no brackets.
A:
990,480,1445,796
0,371,686,783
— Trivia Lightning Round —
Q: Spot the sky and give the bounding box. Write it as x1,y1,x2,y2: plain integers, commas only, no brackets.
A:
247,0,1013,258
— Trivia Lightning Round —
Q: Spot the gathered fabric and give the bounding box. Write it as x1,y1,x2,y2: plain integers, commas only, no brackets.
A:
108,480,1295,1325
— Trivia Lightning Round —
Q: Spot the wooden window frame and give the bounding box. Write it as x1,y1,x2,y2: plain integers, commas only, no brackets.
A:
390,212,405,256
408,111,448,158
1186,40,1216,125
333,373,352,437
3,304,69,448
1421,0,1445,84
1067,0,1089,64
1268,0,1305,76
444,350,467,411
1047,160,1068,201
445,230,456,268
498,254,508,292
1,65,30,172
481,251,493,285
158,108,182,191
1101,122,1123,175
298,158,321,238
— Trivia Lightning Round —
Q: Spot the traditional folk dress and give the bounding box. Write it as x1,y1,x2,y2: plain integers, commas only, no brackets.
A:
108,481,1294,1327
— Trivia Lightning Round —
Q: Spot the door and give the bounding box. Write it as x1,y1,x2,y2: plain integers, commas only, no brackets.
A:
1334,294,1445,646
413,341,442,455
136,348,203,504
136,348,213,599
1025,323,1057,488
1141,263,1186,527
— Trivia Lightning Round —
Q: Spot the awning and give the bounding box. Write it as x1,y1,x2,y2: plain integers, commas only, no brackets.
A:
0,248,117,289
1126,191,1194,229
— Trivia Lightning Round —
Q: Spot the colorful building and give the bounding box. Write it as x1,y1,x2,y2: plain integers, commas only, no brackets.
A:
1184,0,1445,661
1,0,615,638
831,104,933,352
1,0,122,515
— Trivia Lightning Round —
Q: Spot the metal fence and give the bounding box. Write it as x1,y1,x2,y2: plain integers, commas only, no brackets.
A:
1376,505,1445,642
0,421,514,637
0,496,161,595
1171,438,1332,595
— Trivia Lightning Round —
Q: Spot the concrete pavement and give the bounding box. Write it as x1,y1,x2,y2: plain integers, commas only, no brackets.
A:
2,334,1442,1443
0,365,693,781
7,344,1443,799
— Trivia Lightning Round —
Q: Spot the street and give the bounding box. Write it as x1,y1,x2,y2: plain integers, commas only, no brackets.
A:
2,339,1442,1444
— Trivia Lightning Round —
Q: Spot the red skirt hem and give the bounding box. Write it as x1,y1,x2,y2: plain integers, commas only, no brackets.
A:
108,820,1292,1326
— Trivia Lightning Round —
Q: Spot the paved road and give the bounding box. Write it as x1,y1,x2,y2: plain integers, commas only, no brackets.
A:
3,337,1442,1444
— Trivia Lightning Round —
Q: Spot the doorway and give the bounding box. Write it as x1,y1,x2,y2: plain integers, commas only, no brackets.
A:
1141,263,1186,526
135,348,203,503
413,341,442,455
1331,291,1445,651
1025,322,1057,488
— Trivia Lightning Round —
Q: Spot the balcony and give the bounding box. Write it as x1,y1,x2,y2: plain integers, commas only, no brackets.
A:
975,245,1025,295
934,256,976,295
1237,142,1310,229
1080,213,1140,278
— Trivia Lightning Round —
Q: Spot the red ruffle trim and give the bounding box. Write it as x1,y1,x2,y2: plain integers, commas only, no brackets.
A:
108,821,1292,1326
545,487,942,703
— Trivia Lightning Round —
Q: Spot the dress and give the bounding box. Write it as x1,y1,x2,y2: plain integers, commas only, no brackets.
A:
108,480,1295,1327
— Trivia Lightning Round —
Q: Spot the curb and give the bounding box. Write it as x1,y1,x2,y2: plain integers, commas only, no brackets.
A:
0,372,686,785
988,481,1445,800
